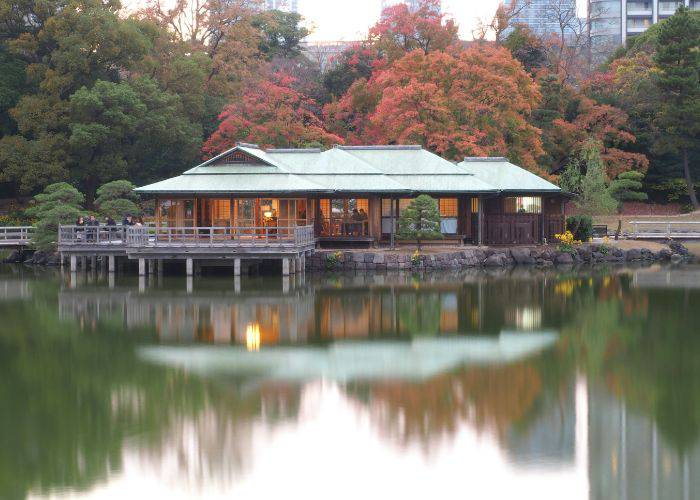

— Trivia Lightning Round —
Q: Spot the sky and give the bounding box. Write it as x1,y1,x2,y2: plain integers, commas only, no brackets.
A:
123,0,588,42
299,0,588,42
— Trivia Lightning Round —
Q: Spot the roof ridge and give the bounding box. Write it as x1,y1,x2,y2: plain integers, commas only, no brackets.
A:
335,145,422,151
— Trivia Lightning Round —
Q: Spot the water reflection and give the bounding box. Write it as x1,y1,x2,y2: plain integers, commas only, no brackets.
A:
1,265,699,499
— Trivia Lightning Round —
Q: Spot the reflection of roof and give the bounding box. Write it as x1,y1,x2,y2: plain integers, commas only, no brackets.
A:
139,331,558,382
135,145,559,195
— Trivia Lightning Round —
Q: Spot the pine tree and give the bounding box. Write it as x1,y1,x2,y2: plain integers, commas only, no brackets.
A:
397,195,443,251
25,183,84,250
608,171,648,238
574,141,618,216
654,6,700,209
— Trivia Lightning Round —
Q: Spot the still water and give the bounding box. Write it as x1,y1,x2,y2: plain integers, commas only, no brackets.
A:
1,264,700,500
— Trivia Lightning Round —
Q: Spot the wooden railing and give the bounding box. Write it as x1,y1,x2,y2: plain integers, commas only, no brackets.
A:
59,225,128,246
630,221,700,239
126,225,316,248
0,226,34,245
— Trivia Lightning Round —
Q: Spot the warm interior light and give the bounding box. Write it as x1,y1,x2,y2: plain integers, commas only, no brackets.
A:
245,322,261,351
263,211,273,218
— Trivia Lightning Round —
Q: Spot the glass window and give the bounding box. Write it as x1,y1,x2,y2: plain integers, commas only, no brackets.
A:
504,197,542,214
471,198,479,213
439,198,458,217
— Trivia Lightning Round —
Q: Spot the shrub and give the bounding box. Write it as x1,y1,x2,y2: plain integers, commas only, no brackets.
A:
325,251,342,270
411,250,421,266
554,230,582,254
397,195,443,251
24,183,85,250
566,215,593,242
95,180,141,220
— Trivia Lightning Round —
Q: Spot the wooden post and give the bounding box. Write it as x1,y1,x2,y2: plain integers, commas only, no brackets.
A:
186,258,193,276
70,254,77,272
234,258,241,277
290,256,296,274
138,258,146,276
282,257,290,276
540,196,546,244
108,255,115,273
148,259,155,275
390,198,396,249
477,196,484,246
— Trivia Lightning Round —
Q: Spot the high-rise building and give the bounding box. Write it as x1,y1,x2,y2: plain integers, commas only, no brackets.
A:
589,0,700,61
265,0,298,12
502,0,578,37
380,0,441,14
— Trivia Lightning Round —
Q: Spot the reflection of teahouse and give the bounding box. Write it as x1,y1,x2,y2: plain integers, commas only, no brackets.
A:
135,144,566,246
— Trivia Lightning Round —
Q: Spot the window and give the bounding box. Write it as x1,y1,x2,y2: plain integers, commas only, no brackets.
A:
212,199,231,227
159,199,194,228
471,198,480,214
504,197,542,214
439,198,458,217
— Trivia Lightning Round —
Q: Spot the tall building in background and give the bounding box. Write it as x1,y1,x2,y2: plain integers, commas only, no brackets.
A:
265,0,298,12
502,0,578,37
589,0,700,61
380,0,441,14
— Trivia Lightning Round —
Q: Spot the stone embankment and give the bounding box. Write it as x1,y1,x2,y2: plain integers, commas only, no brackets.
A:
307,242,694,272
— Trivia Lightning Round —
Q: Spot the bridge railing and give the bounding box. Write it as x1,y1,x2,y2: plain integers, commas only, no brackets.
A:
58,225,128,246
126,225,316,248
0,226,34,243
630,221,700,239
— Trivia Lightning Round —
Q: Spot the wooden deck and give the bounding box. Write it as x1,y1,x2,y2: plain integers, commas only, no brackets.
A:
0,226,34,248
57,224,316,276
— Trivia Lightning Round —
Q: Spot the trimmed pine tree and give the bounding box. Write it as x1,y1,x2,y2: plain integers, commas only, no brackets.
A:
397,195,443,251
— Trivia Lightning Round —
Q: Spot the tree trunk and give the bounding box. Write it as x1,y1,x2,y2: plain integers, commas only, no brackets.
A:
615,219,621,241
683,148,699,209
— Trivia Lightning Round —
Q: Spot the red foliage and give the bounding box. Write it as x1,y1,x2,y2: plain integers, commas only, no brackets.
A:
552,96,648,178
325,44,547,175
203,72,343,156
370,0,460,62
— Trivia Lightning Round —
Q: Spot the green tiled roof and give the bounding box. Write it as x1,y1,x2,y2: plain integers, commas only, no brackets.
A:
135,145,561,195
457,157,561,193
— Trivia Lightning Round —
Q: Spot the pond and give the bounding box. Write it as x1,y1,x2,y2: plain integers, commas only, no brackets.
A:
1,264,700,499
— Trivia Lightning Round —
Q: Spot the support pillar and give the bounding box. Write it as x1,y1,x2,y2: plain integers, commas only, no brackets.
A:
290,256,296,274
80,256,87,270
282,257,290,276
157,259,164,276
477,196,484,247
90,255,97,270
234,275,241,293
138,275,146,293
108,255,115,273
186,276,193,294
234,258,241,277
148,259,155,275
186,258,193,276
70,254,78,272
138,258,146,276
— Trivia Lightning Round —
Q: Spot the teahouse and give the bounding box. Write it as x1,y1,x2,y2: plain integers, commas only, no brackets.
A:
135,144,566,246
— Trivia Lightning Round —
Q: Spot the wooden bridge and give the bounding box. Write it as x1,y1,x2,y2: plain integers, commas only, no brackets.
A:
0,226,34,248
57,224,316,276
630,221,700,240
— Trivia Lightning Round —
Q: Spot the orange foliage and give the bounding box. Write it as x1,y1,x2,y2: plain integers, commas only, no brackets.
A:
203,72,343,155
325,45,546,175
370,0,459,63
552,96,649,178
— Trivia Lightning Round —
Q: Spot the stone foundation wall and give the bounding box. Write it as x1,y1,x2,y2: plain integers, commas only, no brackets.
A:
307,242,694,272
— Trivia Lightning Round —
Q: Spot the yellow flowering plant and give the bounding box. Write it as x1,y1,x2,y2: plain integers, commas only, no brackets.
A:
554,230,582,254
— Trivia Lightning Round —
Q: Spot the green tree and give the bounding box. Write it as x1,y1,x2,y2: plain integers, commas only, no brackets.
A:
94,180,141,220
608,170,648,238
568,141,618,216
653,6,700,209
24,182,84,250
253,10,309,60
397,195,443,251
608,171,648,209
68,77,201,205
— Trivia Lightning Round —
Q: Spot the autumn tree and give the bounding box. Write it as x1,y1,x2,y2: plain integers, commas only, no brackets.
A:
203,72,342,154
139,0,264,97
325,45,546,175
370,0,459,62
653,6,700,209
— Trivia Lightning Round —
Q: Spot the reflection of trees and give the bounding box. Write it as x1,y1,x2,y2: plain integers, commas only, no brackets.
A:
0,292,301,499
345,361,545,451
562,272,700,453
